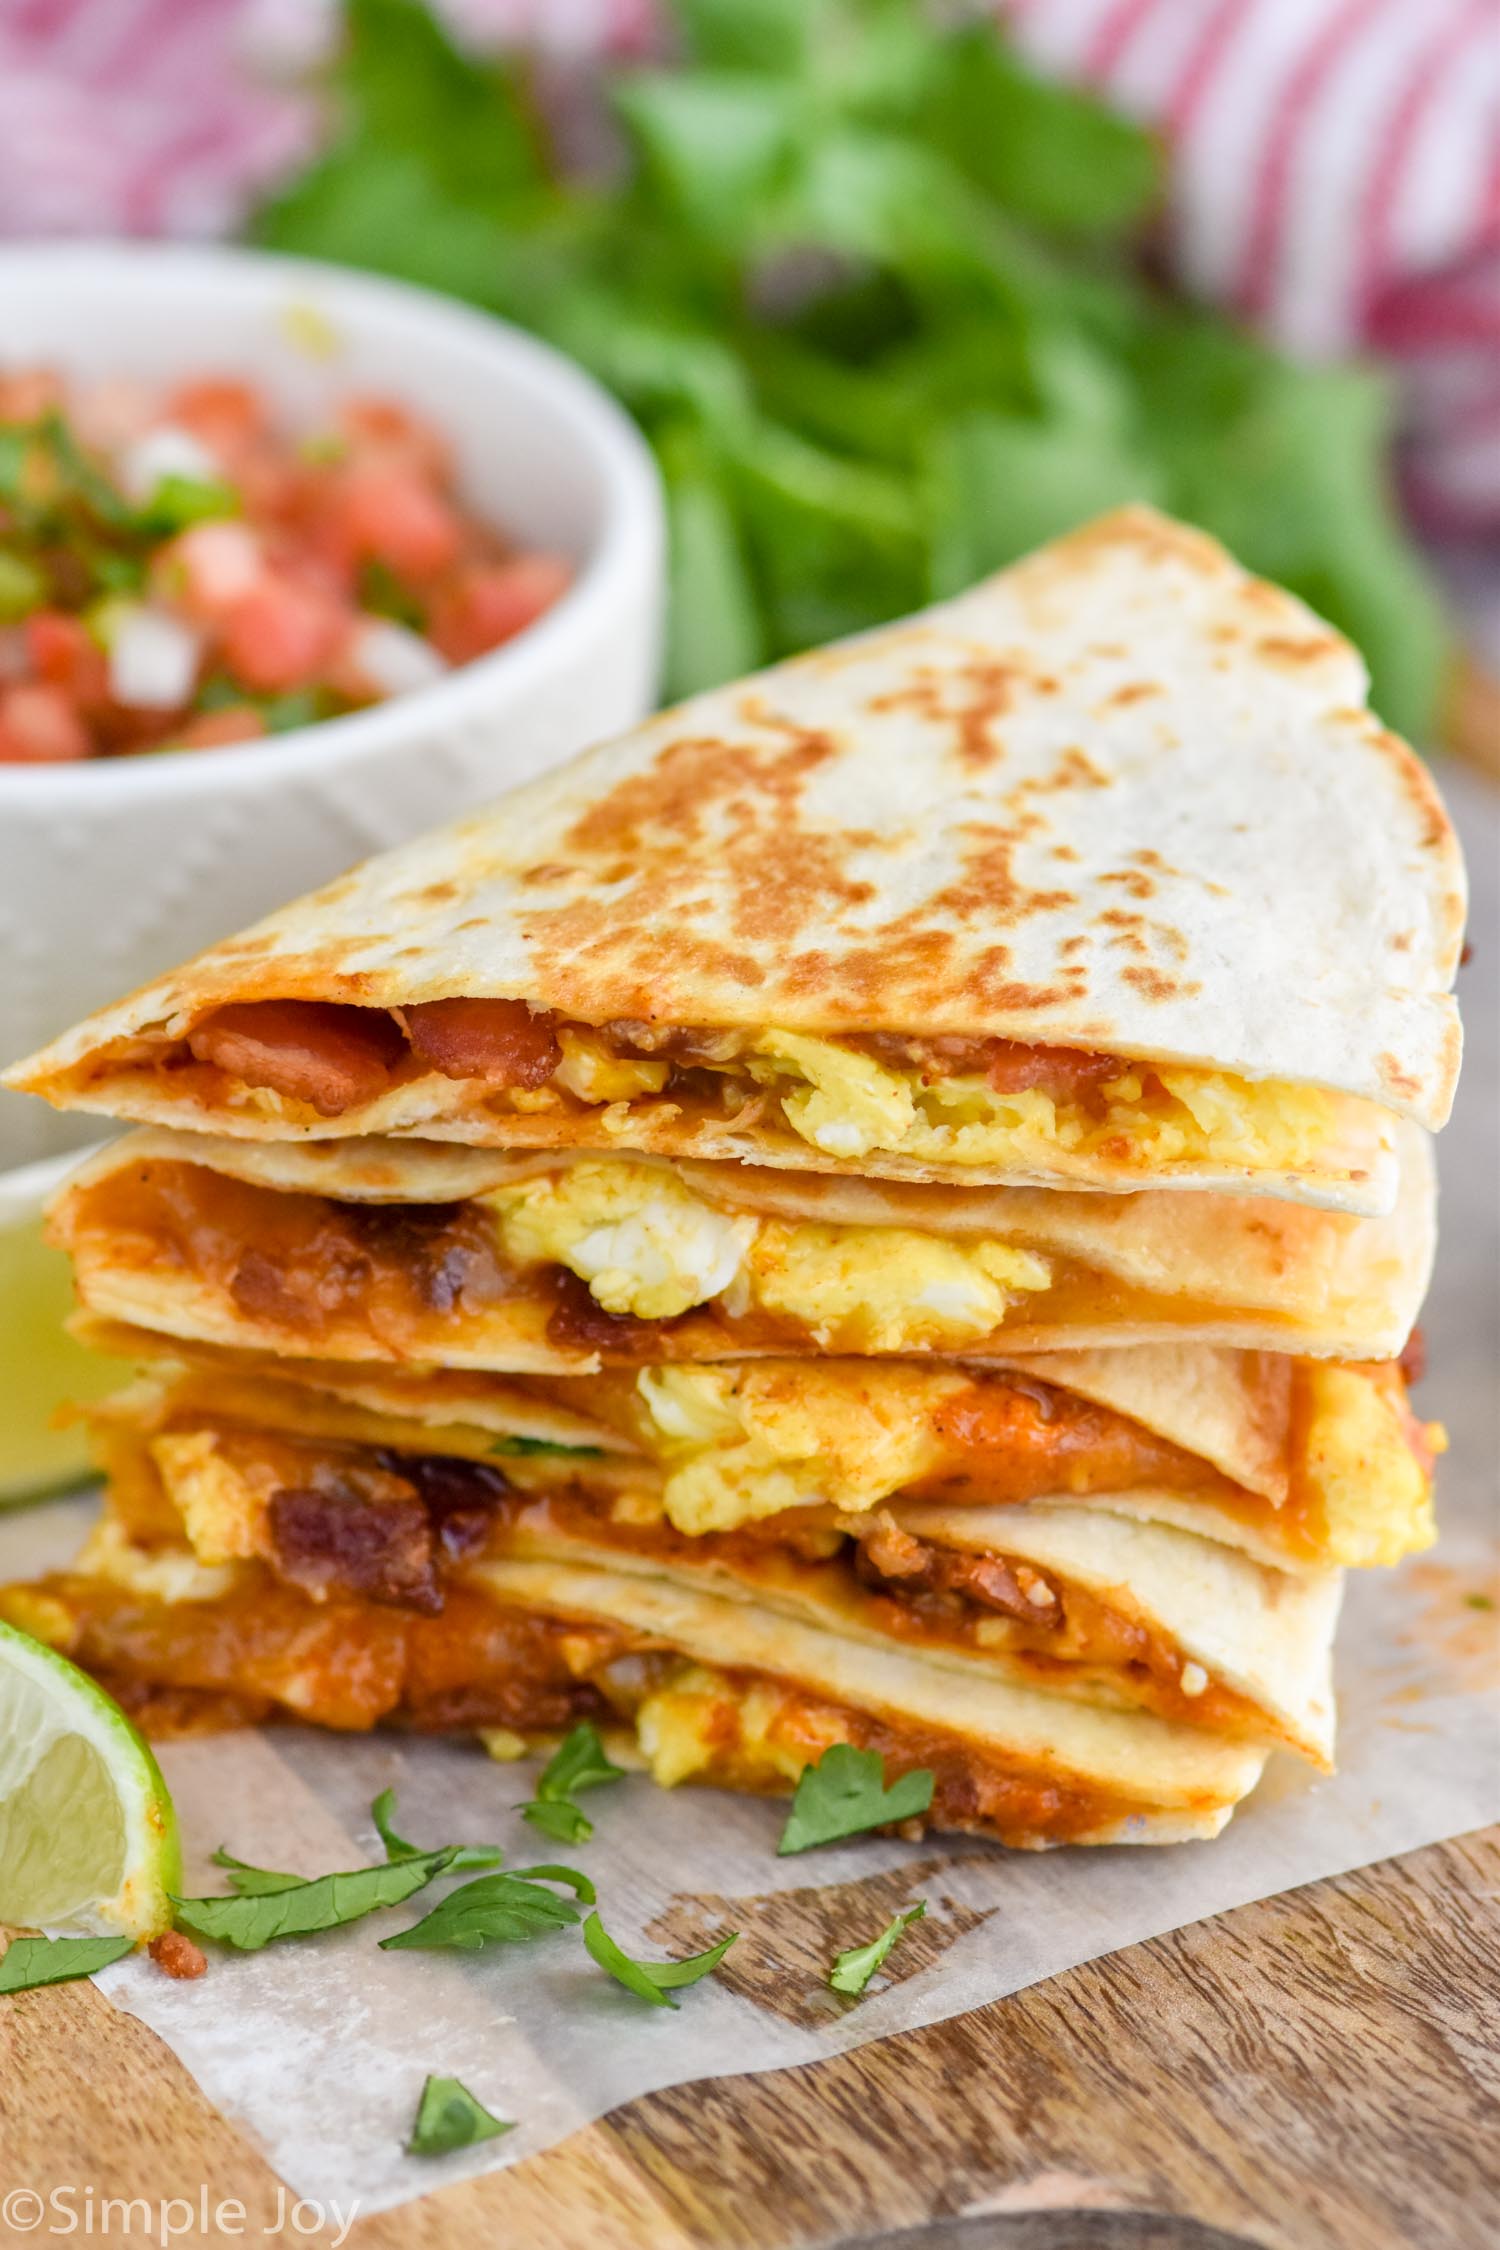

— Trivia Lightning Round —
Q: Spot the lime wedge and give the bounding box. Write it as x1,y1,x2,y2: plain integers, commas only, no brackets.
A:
0,1620,178,1938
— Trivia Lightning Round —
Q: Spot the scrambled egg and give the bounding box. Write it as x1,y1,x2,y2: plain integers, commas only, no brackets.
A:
635,1665,819,1791
747,1032,1338,1176
150,1430,266,1567
750,1222,1048,1350
635,1363,956,1534
490,1160,755,1321
486,1156,1051,1344
73,1514,238,1605
1300,1364,1439,1566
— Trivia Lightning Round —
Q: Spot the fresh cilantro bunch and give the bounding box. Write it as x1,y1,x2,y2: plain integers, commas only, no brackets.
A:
256,0,1444,735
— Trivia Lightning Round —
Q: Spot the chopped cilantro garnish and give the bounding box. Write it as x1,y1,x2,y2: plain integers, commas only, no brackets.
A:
829,1901,926,1996
369,1785,503,1871
777,1744,933,1855
407,2073,513,2155
174,1849,458,1951
516,1722,627,1844
380,1869,583,1952
581,1911,737,2008
491,1435,605,1458
0,1934,133,1994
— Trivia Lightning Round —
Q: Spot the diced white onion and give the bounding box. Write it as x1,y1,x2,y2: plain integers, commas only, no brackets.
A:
118,425,221,501
108,607,201,709
347,618,447,699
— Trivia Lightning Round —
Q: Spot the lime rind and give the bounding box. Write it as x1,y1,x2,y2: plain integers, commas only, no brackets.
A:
0,1618,179,1940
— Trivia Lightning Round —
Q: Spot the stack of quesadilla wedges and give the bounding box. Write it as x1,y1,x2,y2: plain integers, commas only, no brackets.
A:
2,508,1464,1849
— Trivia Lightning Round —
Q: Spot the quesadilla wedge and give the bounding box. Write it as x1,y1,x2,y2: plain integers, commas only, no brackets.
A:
7,510,1464,1212
50,1118,1434,1370
60,1327,1441,1574
5,1379,1327,1845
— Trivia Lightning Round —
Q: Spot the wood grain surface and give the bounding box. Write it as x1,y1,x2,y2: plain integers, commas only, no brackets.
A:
3,1824,1496,2250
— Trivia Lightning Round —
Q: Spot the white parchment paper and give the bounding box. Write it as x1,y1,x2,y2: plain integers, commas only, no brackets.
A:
3,769,1495,2219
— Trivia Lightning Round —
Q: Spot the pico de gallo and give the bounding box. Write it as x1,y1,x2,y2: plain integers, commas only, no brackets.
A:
0,370,571,761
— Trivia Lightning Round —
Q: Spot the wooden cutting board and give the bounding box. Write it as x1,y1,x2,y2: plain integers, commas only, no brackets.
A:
2,1825,1495,2250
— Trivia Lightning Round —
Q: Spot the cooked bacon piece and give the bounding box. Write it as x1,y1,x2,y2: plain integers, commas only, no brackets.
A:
546,1270,672,1358
400,997,560,1087
267,1479,441,1614
946,1551,1063,1629
983,1039,1118,1100
187,1000,405,1116
855,1514,1063,1630
149,1932,207,1981
377,1450,512,1558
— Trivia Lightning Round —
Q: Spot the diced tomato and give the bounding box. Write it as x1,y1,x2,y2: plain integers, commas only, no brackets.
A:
71,377,156,453
160,521,264,621
171,707,267,750
164,378,265,464
0,369,565,759
322,462,461,581
231,442,304,525
335,395,452,481
24,611,109,711
428,557,571,665
218,577,344,694
0,369,62,423
0,683,90,762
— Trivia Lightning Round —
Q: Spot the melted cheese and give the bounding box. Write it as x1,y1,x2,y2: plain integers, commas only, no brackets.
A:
486,1155,1050,1343
1300,1364,1439,1565
746,1032,1337,1176
636,1666,814,1790
552,1027,670,1104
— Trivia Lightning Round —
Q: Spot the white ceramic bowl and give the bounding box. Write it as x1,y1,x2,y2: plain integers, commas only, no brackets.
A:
0,242,664,1164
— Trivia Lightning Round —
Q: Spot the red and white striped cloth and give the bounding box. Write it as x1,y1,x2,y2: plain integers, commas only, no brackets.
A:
1001,0,1500,532
0,0,1496,531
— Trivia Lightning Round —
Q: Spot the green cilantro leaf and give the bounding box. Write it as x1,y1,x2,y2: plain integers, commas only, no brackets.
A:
370,1786,503,1872
0,549,45,620
508,1864,598,1902
379,1870,582,1952
828,1901,926,1996
175,1850,456,1951
581,1911,738,2008
209,1848,308,1897
516,1722,628,1845
0,1934,133,1994
777,1744,934,1855
516,1798,592,1847
0,427,29,499
406,2073,514,2156
138,474,241,535
490,1435,605,1459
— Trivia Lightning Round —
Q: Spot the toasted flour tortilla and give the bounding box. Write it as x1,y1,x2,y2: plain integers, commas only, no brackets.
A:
7,510,1464,1204
73,1327,1438,1576
468,1556,1270,1841
474,1509,1340,1764
76,1389,1337,1763
48,1117,1434,1368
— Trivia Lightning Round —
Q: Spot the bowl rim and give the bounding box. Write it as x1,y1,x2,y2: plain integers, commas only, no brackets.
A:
0,239,662,803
